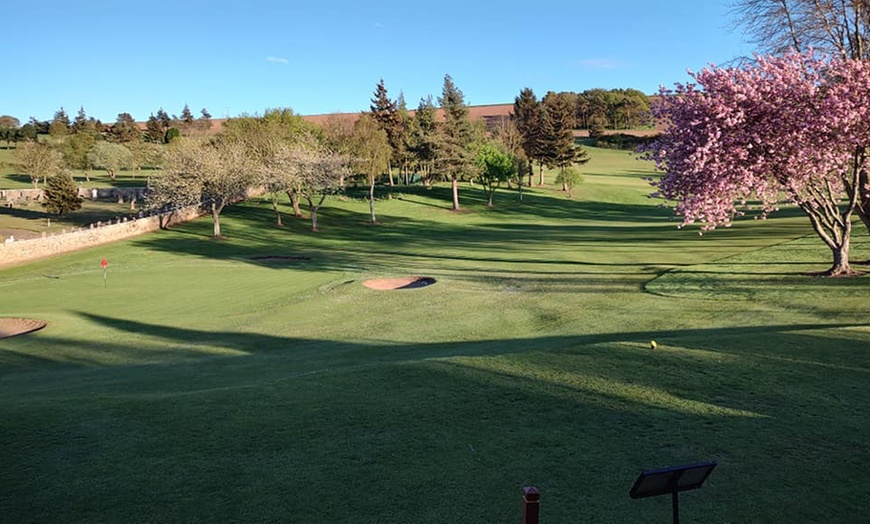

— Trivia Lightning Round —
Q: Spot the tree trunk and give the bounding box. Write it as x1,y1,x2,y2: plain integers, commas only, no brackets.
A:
452,177,460,211
487,188,494,207
272,196,283,226
825,242,853,276
538,161,544,186
211,201,222,237
369,178,377,223
388,162,395,186
527,164,533,187
309,204,319,231
287,189,302,217
518,180,524,202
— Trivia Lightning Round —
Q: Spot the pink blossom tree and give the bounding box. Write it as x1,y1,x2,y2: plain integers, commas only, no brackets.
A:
645,52,870,276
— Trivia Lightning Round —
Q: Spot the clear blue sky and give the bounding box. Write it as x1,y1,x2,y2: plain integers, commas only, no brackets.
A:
2,0,751,123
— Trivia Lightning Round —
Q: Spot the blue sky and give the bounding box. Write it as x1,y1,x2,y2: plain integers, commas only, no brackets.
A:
2,1,751,123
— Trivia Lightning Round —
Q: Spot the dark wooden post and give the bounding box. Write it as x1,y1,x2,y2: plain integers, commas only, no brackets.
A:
521,486,540,524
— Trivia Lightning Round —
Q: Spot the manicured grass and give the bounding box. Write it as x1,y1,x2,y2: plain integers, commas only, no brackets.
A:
1,147,161,189
1,148,868,523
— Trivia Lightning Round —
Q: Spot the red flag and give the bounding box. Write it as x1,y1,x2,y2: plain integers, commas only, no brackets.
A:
101,258,107,269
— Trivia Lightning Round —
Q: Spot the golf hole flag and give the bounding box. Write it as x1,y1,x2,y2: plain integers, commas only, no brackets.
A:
101,258,108,287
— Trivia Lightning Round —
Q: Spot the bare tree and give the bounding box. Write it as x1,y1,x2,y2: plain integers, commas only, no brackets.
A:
731,0,870,59
16,141,63,189
150,138,252,237
287,139,350,231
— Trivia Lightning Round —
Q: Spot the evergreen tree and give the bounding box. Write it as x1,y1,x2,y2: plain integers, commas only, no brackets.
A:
512,88,543,186
437,74,477,210
370,79,402,185
43,171,83,215
112,113,141,143
540,91,590,187
49,107,70,138
176,104,195,135
198,108,213,132
145,114,164,143
156,108,171,132
407,96,439,185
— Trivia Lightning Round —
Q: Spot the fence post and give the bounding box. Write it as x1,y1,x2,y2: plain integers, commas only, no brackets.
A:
521,486,540,524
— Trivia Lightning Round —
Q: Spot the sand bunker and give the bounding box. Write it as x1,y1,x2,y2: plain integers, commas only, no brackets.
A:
362,276,437,290
0,318,47,339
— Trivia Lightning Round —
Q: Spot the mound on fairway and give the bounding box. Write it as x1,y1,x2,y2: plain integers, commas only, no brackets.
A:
362,276,436,290
0,318,47,339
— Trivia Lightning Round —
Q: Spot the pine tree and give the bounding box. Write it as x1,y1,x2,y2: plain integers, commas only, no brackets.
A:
156,109,171,132
370,79,403,185
408,96,439,185
111,113,141,143
512,88,543,186
198,108,213,132
43,171,83,215
437,74,477,210
541,92,589,187
49,107,70,138
145,115,164,143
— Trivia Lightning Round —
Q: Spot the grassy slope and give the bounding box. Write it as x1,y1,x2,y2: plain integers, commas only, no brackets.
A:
1,147,868,523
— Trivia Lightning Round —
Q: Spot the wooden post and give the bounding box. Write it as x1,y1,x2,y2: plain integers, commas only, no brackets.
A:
522,486,540,524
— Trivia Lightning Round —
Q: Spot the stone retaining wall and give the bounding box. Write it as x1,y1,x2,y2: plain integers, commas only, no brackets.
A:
0,188,264,269
0,204,201,268
0,187,147,204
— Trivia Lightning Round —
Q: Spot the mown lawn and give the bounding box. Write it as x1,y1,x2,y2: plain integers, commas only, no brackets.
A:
1,148,868,523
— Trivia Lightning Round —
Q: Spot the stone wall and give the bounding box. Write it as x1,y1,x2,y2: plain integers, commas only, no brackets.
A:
0,188,263,269
0,187,147,205
0,204,202,269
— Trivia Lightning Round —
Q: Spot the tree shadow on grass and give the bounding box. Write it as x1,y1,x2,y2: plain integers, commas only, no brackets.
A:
2,312,868,523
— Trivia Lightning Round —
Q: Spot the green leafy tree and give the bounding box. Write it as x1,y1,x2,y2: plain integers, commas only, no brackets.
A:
43,171,83,215
555,166,583,198
224,108,315,222
164,127,182,143
0,117,20,148
437,74,477,210
491,118,529,201
18,123,37,141
475,141,517,207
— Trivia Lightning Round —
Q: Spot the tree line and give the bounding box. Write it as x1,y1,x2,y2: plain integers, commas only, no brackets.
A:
147,76,594,236
8,77,652,227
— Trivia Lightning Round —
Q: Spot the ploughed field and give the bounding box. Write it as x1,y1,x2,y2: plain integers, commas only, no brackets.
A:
1,148,868,523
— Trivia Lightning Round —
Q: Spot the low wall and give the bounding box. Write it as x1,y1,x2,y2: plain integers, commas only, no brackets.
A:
0,205,201,269
0,187,147,204
0,188,264,269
